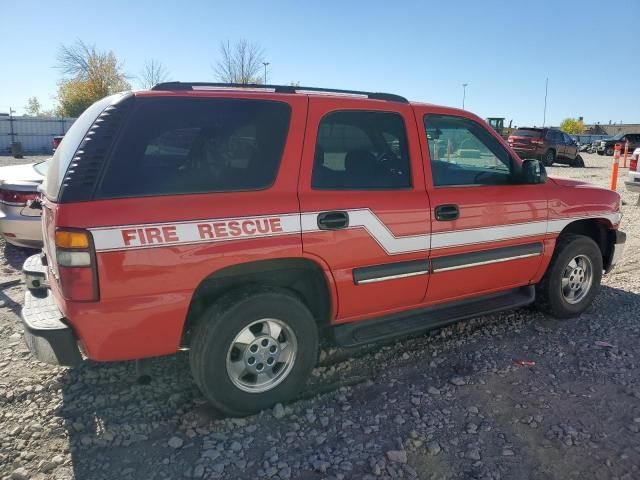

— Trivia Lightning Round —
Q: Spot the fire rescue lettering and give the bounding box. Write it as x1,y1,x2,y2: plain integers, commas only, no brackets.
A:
197,218,283,239
119,217,285,247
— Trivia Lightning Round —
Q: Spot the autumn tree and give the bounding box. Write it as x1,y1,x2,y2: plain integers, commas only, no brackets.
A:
214,40,265,84
55,40,130,117
560,117,585,134
138,59,170,89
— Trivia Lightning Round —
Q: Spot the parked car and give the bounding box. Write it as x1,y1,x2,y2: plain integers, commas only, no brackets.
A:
21,84,625,416
597,133,640,156
507,127,584,167
0,159,49,248
625,148,640,193
52,135,64,153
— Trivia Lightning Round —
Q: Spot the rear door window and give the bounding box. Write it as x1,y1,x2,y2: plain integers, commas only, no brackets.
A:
311,110,411,189
97,98,291,198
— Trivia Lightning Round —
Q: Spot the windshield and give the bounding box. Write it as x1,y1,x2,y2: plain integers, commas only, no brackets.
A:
42,93,126,200
611,134,625,141
512,129,543,137
33,159,51,175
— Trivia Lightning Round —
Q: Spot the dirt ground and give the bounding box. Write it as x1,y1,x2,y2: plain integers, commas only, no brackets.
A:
0,152,639,480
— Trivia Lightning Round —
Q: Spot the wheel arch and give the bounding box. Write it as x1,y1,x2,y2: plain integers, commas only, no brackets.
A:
181,257,334,346
557,218,615,267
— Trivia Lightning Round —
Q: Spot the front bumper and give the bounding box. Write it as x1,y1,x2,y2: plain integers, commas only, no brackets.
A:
605,230,626,273
21,254,82,366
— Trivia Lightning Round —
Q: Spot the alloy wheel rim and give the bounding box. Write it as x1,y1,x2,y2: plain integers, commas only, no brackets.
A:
560,254,593,304
226,318,298,393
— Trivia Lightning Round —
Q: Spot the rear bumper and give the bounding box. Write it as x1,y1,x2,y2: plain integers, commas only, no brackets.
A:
0,205,43,248
21,254,83,366
513,147,543,159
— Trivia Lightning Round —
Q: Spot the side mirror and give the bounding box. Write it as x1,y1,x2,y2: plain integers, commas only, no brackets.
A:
521,158,547,184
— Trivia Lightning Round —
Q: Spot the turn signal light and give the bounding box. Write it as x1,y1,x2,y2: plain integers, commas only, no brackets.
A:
55,231,90,249
54,229,98,301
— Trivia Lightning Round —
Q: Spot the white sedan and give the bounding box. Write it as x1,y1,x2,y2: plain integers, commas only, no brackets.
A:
0,159,49,249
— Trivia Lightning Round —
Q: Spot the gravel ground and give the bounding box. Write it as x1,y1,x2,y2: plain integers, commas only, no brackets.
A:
1,153,639,480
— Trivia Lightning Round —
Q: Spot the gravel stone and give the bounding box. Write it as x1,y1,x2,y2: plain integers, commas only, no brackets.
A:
386,450,408,463
168,436,184,449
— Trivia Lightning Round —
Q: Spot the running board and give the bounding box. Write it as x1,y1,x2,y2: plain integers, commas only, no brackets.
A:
333,286,535,347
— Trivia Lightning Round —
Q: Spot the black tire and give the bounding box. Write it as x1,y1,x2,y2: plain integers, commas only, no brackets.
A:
189,286,319,416
606,147,614,156
542,149,555,166
596,150,604,155
572,155,585,168
535,234,602,319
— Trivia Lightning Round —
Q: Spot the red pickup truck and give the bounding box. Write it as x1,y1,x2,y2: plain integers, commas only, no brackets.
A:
21,83,625,416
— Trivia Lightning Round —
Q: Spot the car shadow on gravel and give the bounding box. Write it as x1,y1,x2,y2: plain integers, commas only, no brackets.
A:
2,242,32,271
54,284,640,480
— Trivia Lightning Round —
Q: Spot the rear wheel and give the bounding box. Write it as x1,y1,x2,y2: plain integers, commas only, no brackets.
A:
542,149,555,166
572,155,585,168
189,286,319,416
535,234,602,318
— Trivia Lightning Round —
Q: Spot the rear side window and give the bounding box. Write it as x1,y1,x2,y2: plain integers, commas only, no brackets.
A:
312,110,411,190
43,94,122,200
512,129,543,137
97,98,291,198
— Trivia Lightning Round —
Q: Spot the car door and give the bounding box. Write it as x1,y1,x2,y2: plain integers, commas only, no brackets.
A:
415,108,550,304
298,97,430,322
562,133,577,160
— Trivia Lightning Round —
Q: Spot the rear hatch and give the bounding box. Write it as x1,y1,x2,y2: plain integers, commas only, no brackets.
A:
40,92,133,301
508,128,544,149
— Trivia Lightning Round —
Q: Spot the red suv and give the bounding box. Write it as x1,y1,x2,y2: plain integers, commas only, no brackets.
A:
22,83,625,415
508,127,583,167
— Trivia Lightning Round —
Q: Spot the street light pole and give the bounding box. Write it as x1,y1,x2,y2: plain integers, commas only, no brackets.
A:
543,77,548,127
262,62,270,85
462,83,468,110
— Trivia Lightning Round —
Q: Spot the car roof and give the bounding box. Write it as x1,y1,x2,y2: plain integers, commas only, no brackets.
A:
136,82,455,109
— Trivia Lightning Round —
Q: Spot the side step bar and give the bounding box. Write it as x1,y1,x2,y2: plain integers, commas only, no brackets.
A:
333,286,535,347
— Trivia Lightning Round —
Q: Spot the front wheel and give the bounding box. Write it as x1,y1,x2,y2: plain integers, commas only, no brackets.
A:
535,234,602,318
189,286,319,416
606,147,614,156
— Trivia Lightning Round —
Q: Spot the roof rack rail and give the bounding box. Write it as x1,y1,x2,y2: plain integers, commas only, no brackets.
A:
151,82,408,103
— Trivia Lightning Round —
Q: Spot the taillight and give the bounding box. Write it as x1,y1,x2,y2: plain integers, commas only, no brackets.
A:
531,138,544,145
0,188,38,206
630,155,638,172
55,229,99,301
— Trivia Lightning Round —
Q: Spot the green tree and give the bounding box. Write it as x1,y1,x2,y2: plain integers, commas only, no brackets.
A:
560,117,585,134
55,40,130,117
24,97,42,116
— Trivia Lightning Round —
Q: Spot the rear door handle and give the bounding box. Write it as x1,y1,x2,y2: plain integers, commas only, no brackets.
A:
317,211,349,230
434,204,459,221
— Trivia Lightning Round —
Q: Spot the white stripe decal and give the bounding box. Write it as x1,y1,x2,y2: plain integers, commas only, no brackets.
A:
89,209,622,253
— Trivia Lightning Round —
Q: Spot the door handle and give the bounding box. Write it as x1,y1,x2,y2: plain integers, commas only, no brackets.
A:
317,211,349,230
434,204,459,221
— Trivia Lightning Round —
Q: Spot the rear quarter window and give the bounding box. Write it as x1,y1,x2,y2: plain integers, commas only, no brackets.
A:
512,129,543,137
96,97,291,198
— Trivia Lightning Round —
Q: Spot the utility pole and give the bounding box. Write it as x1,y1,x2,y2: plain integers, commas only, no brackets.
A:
543,77,548,127
262,62,270,85
462,83,468,110
9,107,15,144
